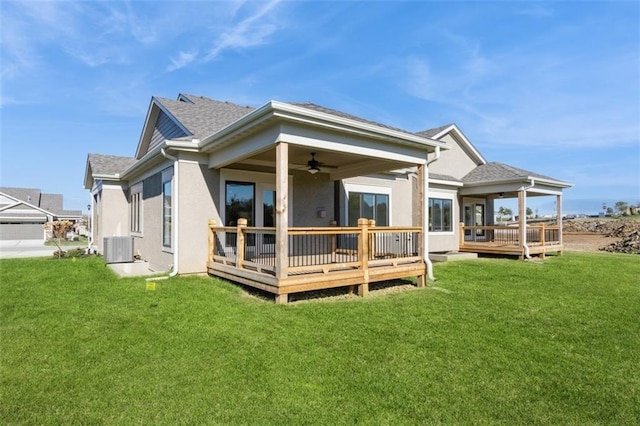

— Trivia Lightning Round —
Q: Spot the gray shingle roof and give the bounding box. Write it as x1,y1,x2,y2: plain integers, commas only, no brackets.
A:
416,124,453,139
291,102,415,135
462,162,567,185
88,153,137,176
156,94,255,140
0,187,81,216
0,187,41,205
429,173,461,182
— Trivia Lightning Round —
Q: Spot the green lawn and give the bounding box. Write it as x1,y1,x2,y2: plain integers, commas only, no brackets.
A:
1,253,638,424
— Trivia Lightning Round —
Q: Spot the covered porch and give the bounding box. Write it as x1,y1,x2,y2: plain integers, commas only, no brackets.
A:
458,163,571,259
198,101,447,303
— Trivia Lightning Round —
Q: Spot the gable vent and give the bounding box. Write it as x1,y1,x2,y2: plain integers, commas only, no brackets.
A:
103,236,134,264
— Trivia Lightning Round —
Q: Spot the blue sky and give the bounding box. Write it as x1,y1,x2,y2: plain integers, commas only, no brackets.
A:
1,0,638,215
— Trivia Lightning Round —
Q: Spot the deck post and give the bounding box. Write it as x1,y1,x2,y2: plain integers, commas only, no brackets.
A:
236,218,247,269
208,219,216,263
329,220,337,261
368,219,376,259
518,190,526,260
275,142,289,281
275,293,288,304
557,194,564,255
459,222,465,249
540,223,546,259
357,218,370,297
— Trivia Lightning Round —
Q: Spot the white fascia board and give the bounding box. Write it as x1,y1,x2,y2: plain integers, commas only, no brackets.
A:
429,178,464,187
431,124,486,165
271,101,448,151
199,100,449,154
280,133,429,165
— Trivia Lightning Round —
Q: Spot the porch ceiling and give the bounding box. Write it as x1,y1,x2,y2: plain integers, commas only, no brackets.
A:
236,145,414,180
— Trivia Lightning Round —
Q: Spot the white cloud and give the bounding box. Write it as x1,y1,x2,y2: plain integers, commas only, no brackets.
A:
204,0,282,61
167,51,199,72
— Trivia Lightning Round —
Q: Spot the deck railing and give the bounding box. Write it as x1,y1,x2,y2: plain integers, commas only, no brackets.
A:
208,218,423,278
460,223,561,246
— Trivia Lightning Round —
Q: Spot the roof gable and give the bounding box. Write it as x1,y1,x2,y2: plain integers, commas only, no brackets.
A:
135,94,255,159
417,124,486,165
0,191,55,217
84,153,138,189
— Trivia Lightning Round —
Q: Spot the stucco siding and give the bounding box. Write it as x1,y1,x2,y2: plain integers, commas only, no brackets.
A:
291,170,334,227
132,167,173,272
177,159,220,274
427,185,460,253
95,183,129,251
429,133,480,180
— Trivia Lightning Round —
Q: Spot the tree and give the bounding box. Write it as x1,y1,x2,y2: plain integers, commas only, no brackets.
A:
44,220,74,258
526,207,533,218
497,206,513,222
615,201,629,215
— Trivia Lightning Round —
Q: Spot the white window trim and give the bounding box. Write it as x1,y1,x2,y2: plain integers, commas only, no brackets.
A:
219,169,293,226
343,183,392,226
130,181,143,236
428,191,455,235
161,167,174,252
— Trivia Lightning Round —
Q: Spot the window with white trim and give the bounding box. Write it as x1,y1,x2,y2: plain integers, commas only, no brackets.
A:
348,192,389,226
429,198,452,232
162,168,173,248
130,182,143,234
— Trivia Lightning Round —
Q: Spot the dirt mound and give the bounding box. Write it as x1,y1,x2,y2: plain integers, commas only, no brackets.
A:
563,219,640,236
600,230,640,254
563,219,640,254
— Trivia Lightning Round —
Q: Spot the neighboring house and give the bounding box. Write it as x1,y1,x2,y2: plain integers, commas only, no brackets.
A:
0,187,83,241
84,93,571,303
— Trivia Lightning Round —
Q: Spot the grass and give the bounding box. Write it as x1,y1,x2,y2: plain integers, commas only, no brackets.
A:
1,253,639,424
44,235,88,246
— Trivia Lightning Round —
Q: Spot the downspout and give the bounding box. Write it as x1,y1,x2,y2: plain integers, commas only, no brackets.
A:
423,146,441,281
161,148,179,277
522,178,535,259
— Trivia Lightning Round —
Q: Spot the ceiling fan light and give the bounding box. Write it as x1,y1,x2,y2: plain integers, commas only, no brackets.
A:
307,152,321,174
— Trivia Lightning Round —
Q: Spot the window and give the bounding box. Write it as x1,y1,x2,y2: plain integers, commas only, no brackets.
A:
130,182,142,234
162,168,173,248
429,198,452,232
225,181,255,227
348,192,389,226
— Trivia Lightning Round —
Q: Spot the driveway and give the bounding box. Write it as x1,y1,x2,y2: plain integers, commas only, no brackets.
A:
0,240,86,259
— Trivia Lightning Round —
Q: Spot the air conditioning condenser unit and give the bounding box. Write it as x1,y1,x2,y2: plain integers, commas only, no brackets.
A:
103,236,134,264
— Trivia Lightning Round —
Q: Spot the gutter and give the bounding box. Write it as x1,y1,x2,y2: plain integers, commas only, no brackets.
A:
522,178,536,259
161,148,179,277
423,146,441,281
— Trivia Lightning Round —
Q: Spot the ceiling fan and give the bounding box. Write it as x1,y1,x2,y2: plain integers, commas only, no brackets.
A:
307,152,321,174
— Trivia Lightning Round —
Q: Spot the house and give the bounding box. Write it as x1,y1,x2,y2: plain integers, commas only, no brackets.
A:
0,187,83,241
84,94,571,302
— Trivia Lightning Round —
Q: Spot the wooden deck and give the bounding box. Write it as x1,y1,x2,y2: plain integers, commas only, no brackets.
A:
207,219,426,303
458,223,563,259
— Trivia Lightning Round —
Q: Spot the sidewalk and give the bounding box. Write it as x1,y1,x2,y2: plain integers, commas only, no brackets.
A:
0,240,87,259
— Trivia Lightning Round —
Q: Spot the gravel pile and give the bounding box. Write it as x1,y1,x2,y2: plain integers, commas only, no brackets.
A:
563,219,640,255
600,230,640,254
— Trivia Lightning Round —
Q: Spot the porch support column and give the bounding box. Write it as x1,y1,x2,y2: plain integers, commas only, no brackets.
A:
419,163,433,283
416,164,426,287
275,142,289,283
557,194,563,253
518,189,527,260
